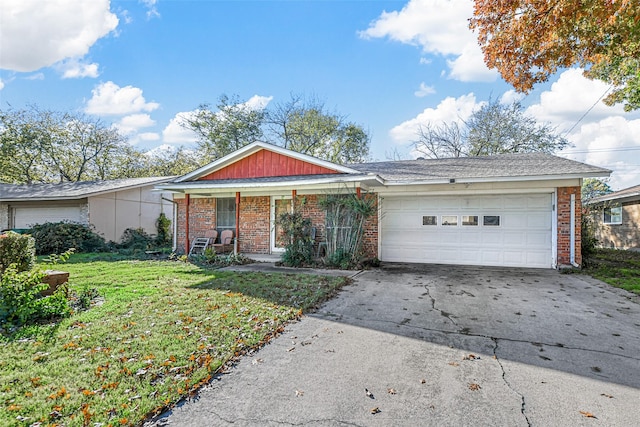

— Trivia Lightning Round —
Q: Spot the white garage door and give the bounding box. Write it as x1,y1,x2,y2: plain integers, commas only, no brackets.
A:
13,206,82,228
380,194,553,268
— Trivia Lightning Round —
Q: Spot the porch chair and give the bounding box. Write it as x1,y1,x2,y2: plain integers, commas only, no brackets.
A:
212,229,234,254
188,229,218,256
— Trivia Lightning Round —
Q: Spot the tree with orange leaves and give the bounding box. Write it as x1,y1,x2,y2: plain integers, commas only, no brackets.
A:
470,0,640,111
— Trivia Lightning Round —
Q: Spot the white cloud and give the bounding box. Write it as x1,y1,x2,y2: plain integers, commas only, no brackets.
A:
499,90,525,105
446,43,498,82
141,0,160,19
389,93,481,144
162,111,200,144
360,0,496,82
25,73,45,81
0,0,118,72
85,81,159,115
526,69,628,127
243,95,273,111
419,57,431,65
114,114,156,135
58,59,100,79
0,79,4,91
138,132,160,142
414,82,435,98
522,68,640,190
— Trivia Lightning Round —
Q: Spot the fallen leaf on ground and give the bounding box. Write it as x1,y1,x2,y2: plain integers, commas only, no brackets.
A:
295,390,304,397
448,361,459,367
370,407,380,414
365,388,374,399
600,393,614,399
251,358,263,365
468,383,481,391
463,354,480,360
387,388,396,394
580,411,597,418
420,379,426,384
287,347,295,352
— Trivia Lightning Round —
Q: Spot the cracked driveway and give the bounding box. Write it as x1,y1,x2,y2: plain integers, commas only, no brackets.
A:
148,264,640,426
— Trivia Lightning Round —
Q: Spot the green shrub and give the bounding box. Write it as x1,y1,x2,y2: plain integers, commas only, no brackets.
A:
581,213,599,263
118,228,154,251
0,265,70,327
156,212,172,246
0,232,36,274
276,211,314,267
29,222,108,255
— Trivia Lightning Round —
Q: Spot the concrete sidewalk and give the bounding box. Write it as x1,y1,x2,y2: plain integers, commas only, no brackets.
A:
146,264,640,426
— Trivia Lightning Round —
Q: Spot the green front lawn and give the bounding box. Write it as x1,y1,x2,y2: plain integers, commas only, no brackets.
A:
0,255,349,426
584,248,640,295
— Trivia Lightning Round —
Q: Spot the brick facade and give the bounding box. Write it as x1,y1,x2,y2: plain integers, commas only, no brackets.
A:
557,186,582,266
176,193,380,259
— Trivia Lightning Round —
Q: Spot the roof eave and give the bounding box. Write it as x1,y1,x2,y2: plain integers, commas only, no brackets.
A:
382,172,611,186
157,174,383,193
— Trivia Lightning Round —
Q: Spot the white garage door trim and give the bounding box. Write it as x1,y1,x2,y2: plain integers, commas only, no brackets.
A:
12,206,83,228
379,193,553,268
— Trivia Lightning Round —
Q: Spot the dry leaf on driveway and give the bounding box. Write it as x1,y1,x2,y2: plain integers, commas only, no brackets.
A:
580,410,597,418
468,383,481,391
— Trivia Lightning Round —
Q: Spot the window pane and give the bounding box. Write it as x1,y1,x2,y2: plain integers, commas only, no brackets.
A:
442,215,457,226
483,215,500,226
604,205,622,224
217,198,236,229
462,215,478,226
423,216,437,225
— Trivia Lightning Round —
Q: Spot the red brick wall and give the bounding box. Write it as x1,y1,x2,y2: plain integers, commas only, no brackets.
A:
239,196,270,254
362,194,379,259
557,186,582,266
175,193,380,258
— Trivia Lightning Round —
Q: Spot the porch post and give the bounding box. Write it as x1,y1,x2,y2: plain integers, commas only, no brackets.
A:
185,194,190,254
235,192,240,254
356,186,361,199
291,189,297,212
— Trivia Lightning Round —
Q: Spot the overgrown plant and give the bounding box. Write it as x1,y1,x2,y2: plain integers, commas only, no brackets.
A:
0,265,71,328
320,191,375,268
29,221,108,254
0,231,35,274
275,204,314,267
581,210,599,264
156,212,172,246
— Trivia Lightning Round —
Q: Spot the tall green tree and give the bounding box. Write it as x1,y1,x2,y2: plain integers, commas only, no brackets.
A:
1,106,137,184
581,178,613,203
414,99,568,158
266,94,370,164
470,0,640,111
180,94,265,163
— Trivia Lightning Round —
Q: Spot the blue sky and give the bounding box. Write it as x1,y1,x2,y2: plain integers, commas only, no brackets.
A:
1,0,639,190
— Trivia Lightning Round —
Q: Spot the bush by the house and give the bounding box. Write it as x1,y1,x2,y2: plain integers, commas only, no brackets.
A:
0,231,36,274
118,227,155,251
29,221,108,255
0,265,71,328
276,210,314,267
156,212,172,246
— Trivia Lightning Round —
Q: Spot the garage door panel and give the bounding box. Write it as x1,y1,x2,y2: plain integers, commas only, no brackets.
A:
380,194,553,268
13,206,82,228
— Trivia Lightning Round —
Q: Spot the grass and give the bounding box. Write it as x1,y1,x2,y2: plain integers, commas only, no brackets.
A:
0,254,349,427
584,248,640,295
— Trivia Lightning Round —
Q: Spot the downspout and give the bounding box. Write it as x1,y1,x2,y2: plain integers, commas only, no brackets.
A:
235,192,240,255
570,193,579,267
161,196,178,252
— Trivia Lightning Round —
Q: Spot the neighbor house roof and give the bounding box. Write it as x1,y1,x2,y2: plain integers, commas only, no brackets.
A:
0,177,174,202
349,152,611,184
589,184,640,204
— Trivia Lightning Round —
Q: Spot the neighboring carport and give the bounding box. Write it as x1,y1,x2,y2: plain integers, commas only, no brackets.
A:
147,264,640,426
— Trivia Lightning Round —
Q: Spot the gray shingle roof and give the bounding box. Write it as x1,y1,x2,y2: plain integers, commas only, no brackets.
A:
590,183,640,204
0,177,174,201
349,153,610,182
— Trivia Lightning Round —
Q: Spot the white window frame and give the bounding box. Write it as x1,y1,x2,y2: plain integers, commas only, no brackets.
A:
603,205,622,225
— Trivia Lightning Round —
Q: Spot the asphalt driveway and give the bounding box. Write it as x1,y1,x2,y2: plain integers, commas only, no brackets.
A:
147,264,640,426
